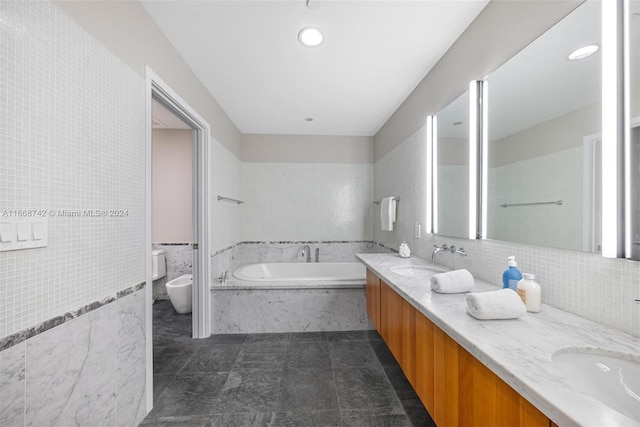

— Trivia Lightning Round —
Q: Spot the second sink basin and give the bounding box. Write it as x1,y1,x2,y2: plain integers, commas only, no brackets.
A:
390,264,447,278
552,349,640,422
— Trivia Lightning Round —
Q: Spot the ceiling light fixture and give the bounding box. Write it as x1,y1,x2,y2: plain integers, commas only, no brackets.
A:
298,27,323,47
567,44,599,61
304,117,314,122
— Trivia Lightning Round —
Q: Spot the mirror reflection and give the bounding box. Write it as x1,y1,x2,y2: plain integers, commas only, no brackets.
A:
435,90,469,239
628,0,640,261
485,0,601,252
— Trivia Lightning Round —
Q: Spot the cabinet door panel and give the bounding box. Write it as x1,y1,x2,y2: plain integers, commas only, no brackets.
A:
401,300,416,387
365,269,381,331
382,281,404,362
415,311,435,416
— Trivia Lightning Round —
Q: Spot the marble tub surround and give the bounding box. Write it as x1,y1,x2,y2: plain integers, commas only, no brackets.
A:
152,243,193,300
211,287,372,334
357,253,640,427
0,288,147,427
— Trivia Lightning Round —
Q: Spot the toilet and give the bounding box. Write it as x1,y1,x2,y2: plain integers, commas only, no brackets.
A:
166,274,193,314
152,249,166,280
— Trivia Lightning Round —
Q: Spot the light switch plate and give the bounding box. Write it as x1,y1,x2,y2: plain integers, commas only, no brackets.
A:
0,217,48,251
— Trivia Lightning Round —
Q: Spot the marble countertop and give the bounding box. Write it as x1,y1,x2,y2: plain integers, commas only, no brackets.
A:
357,253,640,427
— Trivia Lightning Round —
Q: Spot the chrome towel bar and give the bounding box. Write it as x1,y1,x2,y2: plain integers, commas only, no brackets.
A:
373,197,400,205
500,200,563,208
217,195,244,204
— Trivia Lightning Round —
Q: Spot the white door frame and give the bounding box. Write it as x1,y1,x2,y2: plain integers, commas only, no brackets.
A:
144,66,211,410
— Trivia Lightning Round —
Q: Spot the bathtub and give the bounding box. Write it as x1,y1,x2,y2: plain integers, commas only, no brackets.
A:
233,262,365,283
211,262,372,333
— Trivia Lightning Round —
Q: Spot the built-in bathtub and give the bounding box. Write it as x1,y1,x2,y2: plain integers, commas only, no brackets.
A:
210,262,372,333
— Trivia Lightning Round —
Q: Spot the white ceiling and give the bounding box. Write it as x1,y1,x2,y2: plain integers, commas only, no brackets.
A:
140,0,489,136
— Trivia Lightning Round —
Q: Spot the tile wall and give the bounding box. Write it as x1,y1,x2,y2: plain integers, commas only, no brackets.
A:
0,288,147,426
0,0,145,339
374,124,640,337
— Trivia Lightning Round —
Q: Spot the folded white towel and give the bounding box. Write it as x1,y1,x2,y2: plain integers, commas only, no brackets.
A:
380,197,396,231
430,269,474,293
465,289,526,320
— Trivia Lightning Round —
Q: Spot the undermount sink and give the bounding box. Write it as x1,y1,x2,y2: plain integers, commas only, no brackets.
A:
552,349,640,422
390,264,447,278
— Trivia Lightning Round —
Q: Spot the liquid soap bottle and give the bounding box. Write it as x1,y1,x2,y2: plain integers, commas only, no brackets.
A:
502,256,523,292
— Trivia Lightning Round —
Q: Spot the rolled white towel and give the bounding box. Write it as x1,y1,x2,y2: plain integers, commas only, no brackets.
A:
465,289,526,320
430,269,475,293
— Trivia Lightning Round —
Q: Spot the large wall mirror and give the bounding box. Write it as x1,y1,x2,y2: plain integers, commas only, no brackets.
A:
435,90,470,238
484,0,602,252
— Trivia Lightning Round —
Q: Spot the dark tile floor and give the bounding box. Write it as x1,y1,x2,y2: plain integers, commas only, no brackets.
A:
142,300,435,427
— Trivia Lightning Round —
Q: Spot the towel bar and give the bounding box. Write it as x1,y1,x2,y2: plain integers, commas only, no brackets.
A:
373,197,400,205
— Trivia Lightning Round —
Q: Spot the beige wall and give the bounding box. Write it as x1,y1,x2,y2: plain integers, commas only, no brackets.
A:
374,0,582,160
152,129,193,243
54,0,242,158
241,134,374,164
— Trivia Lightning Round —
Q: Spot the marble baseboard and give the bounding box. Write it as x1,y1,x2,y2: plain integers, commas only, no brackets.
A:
0,287,147,427
211,288,373,334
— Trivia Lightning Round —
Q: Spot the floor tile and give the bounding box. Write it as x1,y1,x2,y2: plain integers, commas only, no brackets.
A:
341,413,412,427
401,398,437,427
284,342,331,368
329,341,379,369
234,342,287,369
211,368,283,413
200,334,248,345
278,367,338,411
153,375,175,400
273,410,342,426
334,367,401,410
179,344,243,375
140,415,211,426
369,340,396,365
154,344,201,376
380,364,416,400
244,333,289,344
208,411,275,426
149,372,228,418
288,332,328,343
326,330,369,342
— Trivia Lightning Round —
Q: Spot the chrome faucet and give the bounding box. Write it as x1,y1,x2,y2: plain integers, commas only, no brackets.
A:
432,243,448,260
216,271,229,284
449,245,468,256
301,245,311,262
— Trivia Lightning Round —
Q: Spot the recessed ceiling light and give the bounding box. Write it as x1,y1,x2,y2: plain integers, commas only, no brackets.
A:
305,117,314,122
298,27,323,47
567,44,599,61
453,121,463,126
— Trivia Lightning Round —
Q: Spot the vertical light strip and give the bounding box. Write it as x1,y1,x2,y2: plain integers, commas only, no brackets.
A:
426,116,434,234
601,0,625,258
480,81,489,239
622,0,632,257
469,81,479,239
432,116,439,234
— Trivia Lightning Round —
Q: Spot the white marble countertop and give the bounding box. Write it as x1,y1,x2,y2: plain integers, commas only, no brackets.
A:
357,253,640,427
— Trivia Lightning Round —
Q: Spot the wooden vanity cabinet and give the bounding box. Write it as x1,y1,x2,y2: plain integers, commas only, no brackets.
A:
365,269,553,427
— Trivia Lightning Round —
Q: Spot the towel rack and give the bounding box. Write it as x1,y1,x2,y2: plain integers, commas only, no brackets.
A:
500,200,562,208
217,195,244,204
373,197,400,205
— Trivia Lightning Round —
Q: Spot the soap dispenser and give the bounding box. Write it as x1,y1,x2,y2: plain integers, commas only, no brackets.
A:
502,256,523,292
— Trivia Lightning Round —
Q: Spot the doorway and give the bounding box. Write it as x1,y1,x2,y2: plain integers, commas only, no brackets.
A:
145,67,212,410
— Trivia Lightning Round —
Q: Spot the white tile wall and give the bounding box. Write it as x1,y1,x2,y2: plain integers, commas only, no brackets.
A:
241,163,374,242
0,0,145,338
210,137,243,253
487,146,584,251
374,124,640,337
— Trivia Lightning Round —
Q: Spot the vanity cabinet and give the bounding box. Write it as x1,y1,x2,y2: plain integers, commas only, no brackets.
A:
366,269,553,427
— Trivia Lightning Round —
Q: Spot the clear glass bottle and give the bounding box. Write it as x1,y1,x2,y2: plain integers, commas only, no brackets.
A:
517,273,541,313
